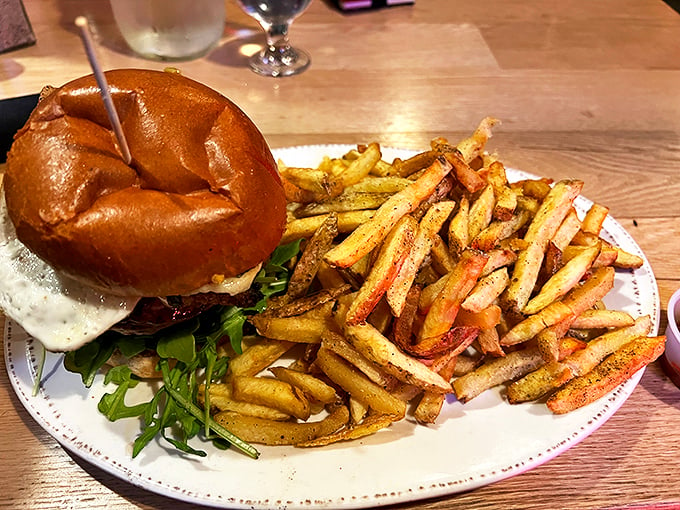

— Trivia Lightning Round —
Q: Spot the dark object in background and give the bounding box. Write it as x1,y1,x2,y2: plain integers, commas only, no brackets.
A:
0,0,36,54
335,0,414,11
0,94,39,162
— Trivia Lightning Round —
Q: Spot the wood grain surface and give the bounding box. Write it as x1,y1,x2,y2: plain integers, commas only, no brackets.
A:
1,0,680,508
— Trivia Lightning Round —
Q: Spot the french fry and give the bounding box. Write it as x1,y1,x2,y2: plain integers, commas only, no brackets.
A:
316,347,407,417
448,196,470,257
502,179,584,313
346,215,416,325
507,315,652,403
444,151,487,194
251,310,338,344
523,243,601,315
335,142,382,187
546,335,666,414
551,207,582,251
418,249,489,341
269,367,337,404
454,116,500,164
581,203,609,235
231,375,312,421
283,210,376,243
227,339,294,379
461,267,510,313
321,331,398,390
345,176,412,193
346,322,453,393
323,156,453,268
214,405,350,446
392,150,438,178
501,266,615,346
284,213,338,301
453,347,545,403
570,309,635,330
471,208,531,252
387,201,456,316
293,192,392,218
297,412,398,447
198,383,291,421
468,184,495,240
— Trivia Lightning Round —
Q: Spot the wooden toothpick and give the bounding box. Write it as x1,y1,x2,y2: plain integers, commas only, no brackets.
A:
74,16,132,165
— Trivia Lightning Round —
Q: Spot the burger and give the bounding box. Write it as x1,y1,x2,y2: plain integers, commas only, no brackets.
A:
0,69,288,378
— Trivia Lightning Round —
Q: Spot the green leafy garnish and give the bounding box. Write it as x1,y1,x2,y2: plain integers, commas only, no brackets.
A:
63,240,300,460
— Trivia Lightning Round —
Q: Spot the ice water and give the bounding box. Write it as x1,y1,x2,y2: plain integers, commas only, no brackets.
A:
110,0,225,61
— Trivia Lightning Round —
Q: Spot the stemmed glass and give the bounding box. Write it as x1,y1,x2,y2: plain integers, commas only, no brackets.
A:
236,0,312,77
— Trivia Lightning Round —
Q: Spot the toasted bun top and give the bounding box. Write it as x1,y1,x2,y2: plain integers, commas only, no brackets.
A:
4,69,286,297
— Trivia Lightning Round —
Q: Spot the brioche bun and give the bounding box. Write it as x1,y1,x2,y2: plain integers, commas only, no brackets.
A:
4,69,286,297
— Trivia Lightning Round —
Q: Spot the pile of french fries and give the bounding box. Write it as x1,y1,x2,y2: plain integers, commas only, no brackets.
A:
201,118,666,448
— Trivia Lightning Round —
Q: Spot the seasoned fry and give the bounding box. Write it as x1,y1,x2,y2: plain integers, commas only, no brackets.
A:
231,375,312,420
502,179,584,313
297,412,398,447
523,243,601,315
346,215,416,325
581,203,609,235
227,339,294,379
284,213,338,301
346,322,453,393
453,347,544,403
461,267,510,313
316,347,407,417
571,309,635,330
387,201,456,316
448,196,470,257
468,184,495,240
251,310,338,344
419,249,488,341
198,383,291,421
323,156,453,268
546,335,665,414
269,367,337,404
283,210,376,243
294,192,392,218
501,266,615,346
214,406,350,446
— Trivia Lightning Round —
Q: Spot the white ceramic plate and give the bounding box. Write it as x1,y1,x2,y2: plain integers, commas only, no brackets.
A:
4,145,660,509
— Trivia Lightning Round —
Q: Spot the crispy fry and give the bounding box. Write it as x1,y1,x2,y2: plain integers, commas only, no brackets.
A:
387,201,456,316
551,207,582,251
294,192,392,218
214,405,350,446
198,383,291,421
227,339,294,379
346,322,453,393
571,309,635,330
507,315,652,403
285,213,339,301
269,367,337,404
283,210,376,243
523,243,601,315
502,179,584,313
419,249,488,341
251,312,337,344
546,335,665,414
231,375,312,420
346,215,416,325
323,156,453,268
453,347,544,403
448,196,470,257
316,347,407,417
461,267,509,313
501,266,615,346
297,412,398,447
581,203,610,235
468,184,495,240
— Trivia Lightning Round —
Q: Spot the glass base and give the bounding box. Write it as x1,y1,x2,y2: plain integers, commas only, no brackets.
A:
248,46,310,77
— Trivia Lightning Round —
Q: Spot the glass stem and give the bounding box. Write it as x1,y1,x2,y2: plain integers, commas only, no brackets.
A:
264,23,292,57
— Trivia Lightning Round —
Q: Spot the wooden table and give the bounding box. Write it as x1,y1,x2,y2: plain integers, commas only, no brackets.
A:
2,1,680,508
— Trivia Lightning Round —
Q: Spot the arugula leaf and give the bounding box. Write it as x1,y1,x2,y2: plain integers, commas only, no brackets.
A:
62,240,300,460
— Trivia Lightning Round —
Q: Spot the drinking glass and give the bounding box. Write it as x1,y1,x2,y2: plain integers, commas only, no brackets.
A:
236,0,312,77
110,0,225,61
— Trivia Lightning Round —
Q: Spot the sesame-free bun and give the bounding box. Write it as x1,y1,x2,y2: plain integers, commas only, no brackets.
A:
4,69,286,297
